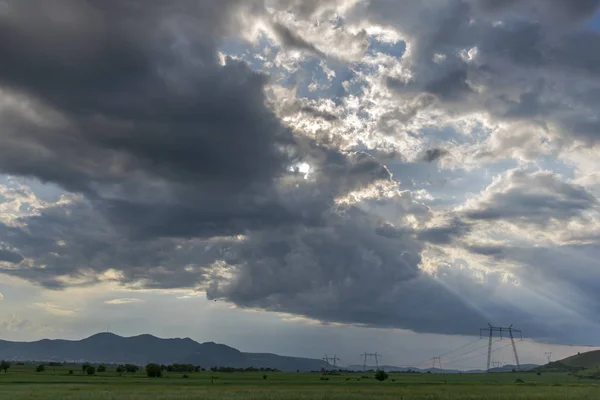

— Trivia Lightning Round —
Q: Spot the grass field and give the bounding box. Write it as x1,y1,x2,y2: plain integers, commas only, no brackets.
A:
1,364,599,399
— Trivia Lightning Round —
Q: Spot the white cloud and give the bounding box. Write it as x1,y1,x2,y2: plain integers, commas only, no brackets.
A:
104,298,145,305
31,302,75,316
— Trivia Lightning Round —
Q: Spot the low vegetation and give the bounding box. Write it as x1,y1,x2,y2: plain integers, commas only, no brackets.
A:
1,362,600,399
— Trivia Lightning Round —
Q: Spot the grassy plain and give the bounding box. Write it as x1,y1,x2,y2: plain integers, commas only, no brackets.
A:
1,363,599,399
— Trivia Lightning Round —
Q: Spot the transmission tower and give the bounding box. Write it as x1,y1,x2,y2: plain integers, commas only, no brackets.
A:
360,352,381,370
544,352,552,363
322,354,330,370
492,361,501,369
372,353,381,370
480,324,522,372
432,357,444,374
330,354,340,368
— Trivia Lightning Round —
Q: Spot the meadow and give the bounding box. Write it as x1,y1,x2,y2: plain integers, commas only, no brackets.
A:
0,363,599,399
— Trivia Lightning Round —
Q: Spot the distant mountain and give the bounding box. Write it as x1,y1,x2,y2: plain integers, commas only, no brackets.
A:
0,333,328,371
487,364,538,373
346,365,462,374
346,364,538,373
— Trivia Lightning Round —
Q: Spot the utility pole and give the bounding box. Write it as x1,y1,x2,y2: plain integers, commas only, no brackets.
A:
545,352,552,363
480,324,522,372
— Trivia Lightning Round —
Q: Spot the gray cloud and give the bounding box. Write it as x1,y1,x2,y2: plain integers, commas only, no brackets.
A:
421,148,449,163
2,0,600,344
272,22,327,58
0,249,23,264
464,170,598,226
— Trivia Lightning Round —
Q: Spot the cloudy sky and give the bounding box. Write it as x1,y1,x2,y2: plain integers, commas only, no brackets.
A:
2,0,600,370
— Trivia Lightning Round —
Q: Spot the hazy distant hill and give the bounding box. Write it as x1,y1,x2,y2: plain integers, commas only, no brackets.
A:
346,364,538,373
0,333,328,371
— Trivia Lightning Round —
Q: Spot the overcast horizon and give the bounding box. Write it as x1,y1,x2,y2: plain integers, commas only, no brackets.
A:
2,0,600,371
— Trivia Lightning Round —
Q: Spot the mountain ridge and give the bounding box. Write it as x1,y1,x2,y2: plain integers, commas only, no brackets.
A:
0,332,328,371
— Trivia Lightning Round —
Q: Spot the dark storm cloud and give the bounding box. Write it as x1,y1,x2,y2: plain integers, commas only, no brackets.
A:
205,207,489,336
0,0,299,238
417,220,471,245
272,22,327,58
473,0,600,23
421,148,449,163
0,249,23,264
464,170,598,226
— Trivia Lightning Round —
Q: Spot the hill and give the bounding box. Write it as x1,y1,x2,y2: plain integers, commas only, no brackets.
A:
558,350,600,369
0,333,328,371
537,350,600,372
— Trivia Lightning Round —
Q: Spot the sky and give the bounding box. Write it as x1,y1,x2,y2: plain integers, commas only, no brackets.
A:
2,0,600,370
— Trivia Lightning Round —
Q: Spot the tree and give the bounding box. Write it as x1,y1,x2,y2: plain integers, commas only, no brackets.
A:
146,363,162,378
116,365,125,375
0,360,10,374
375,370,389,382
36,364,45,373
82,363,91,374
86,366,96,375
125,364,139,373
97,364,106,373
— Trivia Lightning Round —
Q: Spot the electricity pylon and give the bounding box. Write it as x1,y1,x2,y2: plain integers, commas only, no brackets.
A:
372,353,381,370
360,352,382,370
323,354,330,369
432,357,444,374
361,353,368,371
492,361,501,369
480,324,522,372
545,352,552,363
330,354,340,368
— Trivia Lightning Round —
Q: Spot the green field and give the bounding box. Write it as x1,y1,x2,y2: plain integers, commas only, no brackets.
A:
1,364,599,399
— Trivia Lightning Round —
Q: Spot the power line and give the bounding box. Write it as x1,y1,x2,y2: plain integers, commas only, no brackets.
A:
437,338,482,358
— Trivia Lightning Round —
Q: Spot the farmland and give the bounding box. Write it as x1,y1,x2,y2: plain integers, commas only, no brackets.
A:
1,363,599,399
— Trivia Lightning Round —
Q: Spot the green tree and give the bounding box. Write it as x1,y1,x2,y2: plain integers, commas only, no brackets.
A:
82,363,91,374
116,365,126,375
375,370,389,381
35,364,45,373
146,363,162,378
86,366,96,375
0,360,10,374
97,364,106,373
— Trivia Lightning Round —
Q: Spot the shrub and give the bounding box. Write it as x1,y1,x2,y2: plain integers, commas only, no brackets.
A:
320,377,329,381
263,374,267,380
516,378,525,383
146,363,162,378
375,370,389,382
536,371,542,376
69,370,74,375
183,374,189,379
0,360,10,374
86,366,96,375
36,364,45,373
97,364,106,373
